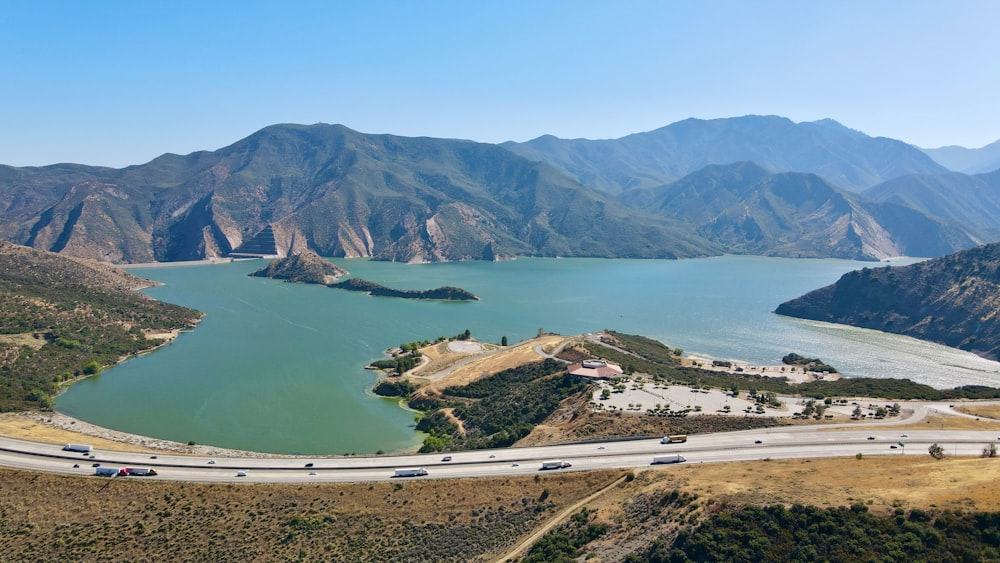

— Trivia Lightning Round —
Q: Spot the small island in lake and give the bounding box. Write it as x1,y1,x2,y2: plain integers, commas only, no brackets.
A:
250,251,478,301
330,278,479,301
249,249,348,284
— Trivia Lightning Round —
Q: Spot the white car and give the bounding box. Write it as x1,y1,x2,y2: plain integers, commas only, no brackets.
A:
236,471,247,477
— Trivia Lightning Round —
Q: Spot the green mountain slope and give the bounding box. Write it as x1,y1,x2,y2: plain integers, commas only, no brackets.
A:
503,115,947,194
775,242,1000,360
0,242,201,410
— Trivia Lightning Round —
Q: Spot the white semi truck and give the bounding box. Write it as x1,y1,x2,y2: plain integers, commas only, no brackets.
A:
393,468,429,477
540,460,572,470
63,444,93,453
652,454,686,465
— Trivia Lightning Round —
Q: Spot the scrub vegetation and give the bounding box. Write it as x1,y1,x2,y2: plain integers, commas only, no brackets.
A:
413,358,589,452
0,242,200,411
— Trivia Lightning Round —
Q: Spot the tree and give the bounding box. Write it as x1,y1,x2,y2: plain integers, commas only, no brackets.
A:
928,443,945,459
673,348,683,356
600,389,611,400
501,335,508,346
852,405,863,419
983,443,998,458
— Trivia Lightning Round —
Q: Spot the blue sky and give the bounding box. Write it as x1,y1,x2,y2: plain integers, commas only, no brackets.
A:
2,1,997,167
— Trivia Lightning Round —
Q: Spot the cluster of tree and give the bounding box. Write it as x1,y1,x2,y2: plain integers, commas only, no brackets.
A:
372,379,419,398
523,508,609,563
329,278,478,301
633,504,1000,562
413,359,588,452
782,353,838,373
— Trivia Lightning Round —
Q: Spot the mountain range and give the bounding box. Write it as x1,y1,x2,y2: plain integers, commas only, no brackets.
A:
0,116,997,264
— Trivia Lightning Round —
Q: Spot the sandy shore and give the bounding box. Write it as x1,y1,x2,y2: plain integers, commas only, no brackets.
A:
682,355,841,384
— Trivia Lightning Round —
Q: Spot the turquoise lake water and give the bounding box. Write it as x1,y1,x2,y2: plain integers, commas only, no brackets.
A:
54,256,1000,454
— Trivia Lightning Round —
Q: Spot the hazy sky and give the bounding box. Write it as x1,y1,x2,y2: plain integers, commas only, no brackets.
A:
2,1,997,167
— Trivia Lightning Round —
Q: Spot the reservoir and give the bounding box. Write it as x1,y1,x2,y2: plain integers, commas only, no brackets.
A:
55,256,1000,454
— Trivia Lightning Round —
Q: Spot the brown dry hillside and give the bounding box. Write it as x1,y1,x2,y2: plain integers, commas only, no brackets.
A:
2,455,998,562
0,468,623,562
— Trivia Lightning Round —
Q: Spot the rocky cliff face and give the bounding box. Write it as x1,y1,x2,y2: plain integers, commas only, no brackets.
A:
776,243,1000,360
0,124,718,264
249,249,348,285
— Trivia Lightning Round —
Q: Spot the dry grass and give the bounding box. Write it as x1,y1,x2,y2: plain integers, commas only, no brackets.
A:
570,455,1000,561
956,404,1000,420
0,332,48,350
0,467,623,562
660,455,1000,512
0,413,160,453
418,335,571,394
841,413,1000,432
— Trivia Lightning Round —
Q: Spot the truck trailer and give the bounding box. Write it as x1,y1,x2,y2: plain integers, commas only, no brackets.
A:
660,435,687,444
119,467,158,476
63,444,93,453
94,467,120,477
540,460,572,470
652,454,687,465
393,468,429,477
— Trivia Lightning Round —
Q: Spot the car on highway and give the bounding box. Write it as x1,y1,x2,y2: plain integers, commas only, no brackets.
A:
308,471,317,476
207,460,216,464
441,456,452,462
92,463,101,467
512,463,519,467
900,434,908,438
890,445,898,449
73,464,79,468
304,463,314,468
597,446,605,450
754,440,763,444
150,455,158,459
236,471,247,477
867,436,875,440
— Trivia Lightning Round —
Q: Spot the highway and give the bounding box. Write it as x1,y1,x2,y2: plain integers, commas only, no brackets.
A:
2,411,998,483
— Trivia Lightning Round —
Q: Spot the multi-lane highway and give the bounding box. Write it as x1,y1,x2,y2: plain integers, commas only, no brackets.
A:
2,410,998,483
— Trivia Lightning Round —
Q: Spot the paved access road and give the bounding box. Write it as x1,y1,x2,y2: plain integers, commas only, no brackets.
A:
3,401,998,483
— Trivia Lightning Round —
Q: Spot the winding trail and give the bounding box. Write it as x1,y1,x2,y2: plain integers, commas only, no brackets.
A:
494,473,629,563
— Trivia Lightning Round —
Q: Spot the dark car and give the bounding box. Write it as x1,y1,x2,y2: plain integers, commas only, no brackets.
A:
92,463,101,467
867,436,875,440
305,463,314,468
754,440,763,444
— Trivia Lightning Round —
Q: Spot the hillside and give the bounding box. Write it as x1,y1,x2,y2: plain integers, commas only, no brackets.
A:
249,249,347,284
923,139,1000,174
0,242,201,411
0,124,719,264
1,456,998,561
504,115,947,194
864,169,1000,234
776,242,1000,360
618,162,984,261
